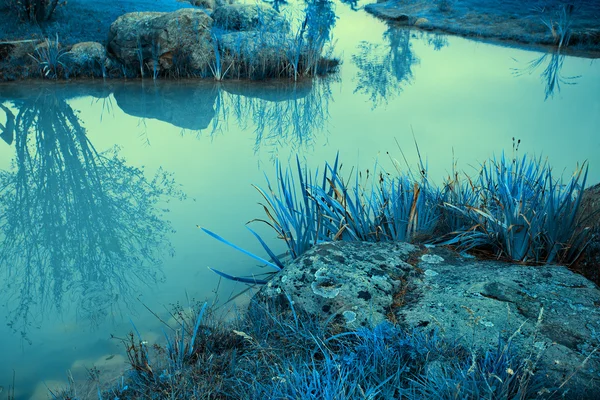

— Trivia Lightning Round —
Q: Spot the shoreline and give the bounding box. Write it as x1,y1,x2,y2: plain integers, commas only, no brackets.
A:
364,0,600,59
1,0,599,82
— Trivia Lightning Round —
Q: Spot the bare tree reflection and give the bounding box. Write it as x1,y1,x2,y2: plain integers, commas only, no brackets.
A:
353,27,447,108
513,49,581,100
0,93,184,343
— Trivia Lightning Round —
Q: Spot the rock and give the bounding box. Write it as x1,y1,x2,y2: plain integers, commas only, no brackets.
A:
191,0,216,9
107,9,213,75
364,3,412,23
251,241,600,398
251,242,420,330
218,30,288,67
573,183,600,284
414,17,431,27
212,4,287,32
112,81,218,131
68,42,109,76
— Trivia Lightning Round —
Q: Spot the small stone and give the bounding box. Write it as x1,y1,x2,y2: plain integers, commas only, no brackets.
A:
421,254,444,264
343,311,357,324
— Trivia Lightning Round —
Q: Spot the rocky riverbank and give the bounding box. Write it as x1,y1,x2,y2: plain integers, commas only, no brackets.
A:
0,1,339,81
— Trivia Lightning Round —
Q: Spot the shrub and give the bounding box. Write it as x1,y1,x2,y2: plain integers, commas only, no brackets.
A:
6,0,64,22
28,34,70,78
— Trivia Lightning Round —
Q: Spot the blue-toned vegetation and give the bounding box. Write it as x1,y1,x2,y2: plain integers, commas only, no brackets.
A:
206,150,590,286
85,299,547,399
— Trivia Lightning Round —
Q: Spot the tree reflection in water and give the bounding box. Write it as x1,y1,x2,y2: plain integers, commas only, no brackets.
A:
353,27,448,108
0,93,184,343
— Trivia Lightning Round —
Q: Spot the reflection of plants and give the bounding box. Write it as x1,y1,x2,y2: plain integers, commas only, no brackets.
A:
28,34,70,79
353,28,448,108
353,28,419,107
217,78,334,155
0,94,184,342
512,50,581,100
0,103,15,145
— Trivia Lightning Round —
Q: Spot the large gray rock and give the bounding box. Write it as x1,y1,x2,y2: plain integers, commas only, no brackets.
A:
218,30,288,68
212,4,287,32
252,241,600,399
107,9,213,74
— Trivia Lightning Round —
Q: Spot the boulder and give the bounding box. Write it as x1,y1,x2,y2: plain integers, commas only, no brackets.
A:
191,0,216,9
107,9,213,75
252,241,600,398
218,30,288,64
68,42,109,76
364,2,412,23
211,4,287,32
574,183,600,284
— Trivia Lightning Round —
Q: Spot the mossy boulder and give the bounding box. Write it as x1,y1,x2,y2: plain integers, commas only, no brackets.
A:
212,3,288,32
107,9,213,74
252,241,600,398
68,42,110,76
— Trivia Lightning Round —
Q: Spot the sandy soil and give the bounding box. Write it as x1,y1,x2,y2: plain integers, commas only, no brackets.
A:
365,0,600,57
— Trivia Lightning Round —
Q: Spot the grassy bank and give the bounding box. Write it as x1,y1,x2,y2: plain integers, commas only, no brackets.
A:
40,298,550,399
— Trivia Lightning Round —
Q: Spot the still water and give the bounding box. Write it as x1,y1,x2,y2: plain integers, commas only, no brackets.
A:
0,4,599,398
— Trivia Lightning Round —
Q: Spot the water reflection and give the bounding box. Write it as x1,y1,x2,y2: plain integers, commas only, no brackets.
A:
513,49,581,100
353,26,448,107
0,104,14,145
113,82,218,131
219,78,334,154
0,91,184,343
110,79,333,154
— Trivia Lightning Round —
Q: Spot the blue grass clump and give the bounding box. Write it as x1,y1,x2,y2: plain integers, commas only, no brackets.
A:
28,34,71,79
91,300,546,400
204,151,590,285
442,154,588,263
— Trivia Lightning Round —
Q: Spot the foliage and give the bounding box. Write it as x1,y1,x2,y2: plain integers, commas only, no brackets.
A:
5,0,63,22
436,0,453,13
204,151,590,284
442,154,588,263
93,301,546,400
28,34,70,79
